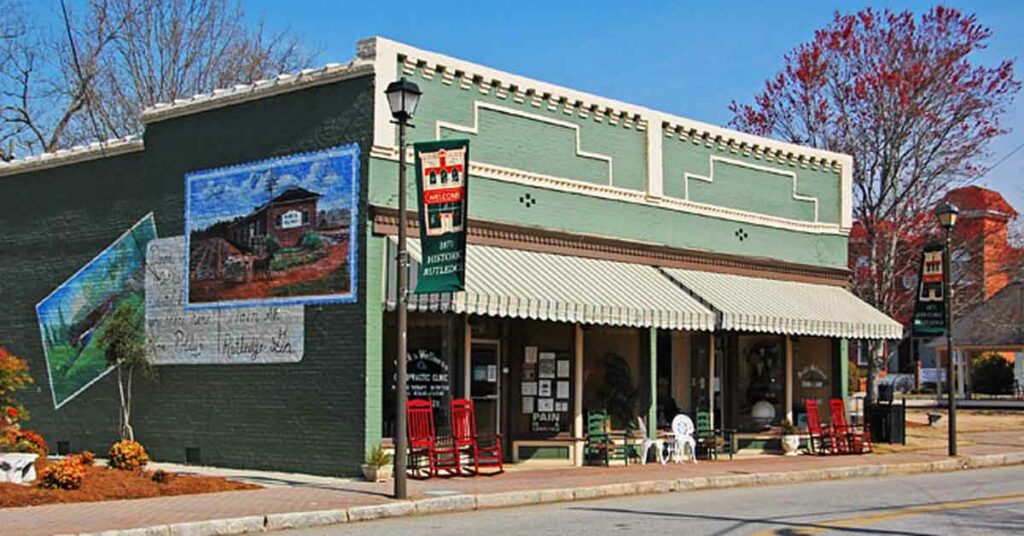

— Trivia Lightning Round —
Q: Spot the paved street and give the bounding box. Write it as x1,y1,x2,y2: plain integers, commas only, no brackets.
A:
281,466,1024,535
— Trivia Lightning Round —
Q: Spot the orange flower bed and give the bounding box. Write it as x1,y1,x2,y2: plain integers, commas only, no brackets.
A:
0,459,260,508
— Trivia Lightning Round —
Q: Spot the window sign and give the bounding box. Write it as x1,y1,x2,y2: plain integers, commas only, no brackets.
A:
281,210,302,229
521,348,572,434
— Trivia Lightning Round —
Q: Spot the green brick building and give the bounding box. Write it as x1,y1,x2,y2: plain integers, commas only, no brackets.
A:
0,38,900,475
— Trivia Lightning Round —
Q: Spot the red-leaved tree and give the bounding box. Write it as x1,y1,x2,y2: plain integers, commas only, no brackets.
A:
729,7,1019,402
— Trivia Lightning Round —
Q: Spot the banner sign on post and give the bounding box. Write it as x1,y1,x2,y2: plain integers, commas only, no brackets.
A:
413,140,470,294
912,243,947,337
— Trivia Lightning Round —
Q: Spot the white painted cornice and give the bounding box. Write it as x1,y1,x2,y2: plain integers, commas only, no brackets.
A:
140,61,374,124
363,37,852,166
0,136,144,177
362,36,854,232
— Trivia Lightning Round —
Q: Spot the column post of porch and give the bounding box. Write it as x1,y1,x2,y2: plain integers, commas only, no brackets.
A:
463,315,472,398
648,327,657,440
708,334,716,430
785,335,794,423
573,323,584,466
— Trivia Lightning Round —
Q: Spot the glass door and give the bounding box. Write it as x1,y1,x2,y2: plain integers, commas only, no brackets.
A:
469,340,501,435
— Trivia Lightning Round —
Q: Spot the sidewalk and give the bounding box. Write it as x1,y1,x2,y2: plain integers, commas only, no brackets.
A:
4,429,1023,536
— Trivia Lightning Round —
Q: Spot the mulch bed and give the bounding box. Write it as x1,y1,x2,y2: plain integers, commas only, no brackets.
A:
0,459,260,508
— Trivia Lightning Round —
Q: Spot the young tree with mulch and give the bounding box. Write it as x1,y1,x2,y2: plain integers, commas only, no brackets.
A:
97,301,152,442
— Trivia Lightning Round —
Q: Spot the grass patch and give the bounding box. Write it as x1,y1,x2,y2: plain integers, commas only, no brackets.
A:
270,262,349,297
270,247,327,271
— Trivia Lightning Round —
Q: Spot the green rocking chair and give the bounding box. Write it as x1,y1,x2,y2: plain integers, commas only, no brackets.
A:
695,411,735,461
584,411,632,466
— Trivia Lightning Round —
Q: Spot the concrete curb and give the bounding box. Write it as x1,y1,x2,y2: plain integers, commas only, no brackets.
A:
76,451,1024,536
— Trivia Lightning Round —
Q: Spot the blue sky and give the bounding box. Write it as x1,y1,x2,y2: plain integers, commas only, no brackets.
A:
238,0,1023,209
30,1,1023,209
187,149,356,231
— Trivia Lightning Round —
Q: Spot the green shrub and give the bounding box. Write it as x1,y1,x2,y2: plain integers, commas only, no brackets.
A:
300,231,324,250
263,235,281,256
971,353,1015,395
365,443,392,468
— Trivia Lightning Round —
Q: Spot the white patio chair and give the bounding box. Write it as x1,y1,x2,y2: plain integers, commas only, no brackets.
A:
635,417,666,465
668,414,698,464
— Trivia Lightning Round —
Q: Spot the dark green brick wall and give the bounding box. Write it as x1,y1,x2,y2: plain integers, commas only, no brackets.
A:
0,73,374,476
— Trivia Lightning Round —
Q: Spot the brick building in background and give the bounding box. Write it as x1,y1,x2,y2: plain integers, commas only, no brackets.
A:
848,185,1022,379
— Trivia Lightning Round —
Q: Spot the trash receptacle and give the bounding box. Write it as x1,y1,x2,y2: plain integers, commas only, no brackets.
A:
868,399,906,444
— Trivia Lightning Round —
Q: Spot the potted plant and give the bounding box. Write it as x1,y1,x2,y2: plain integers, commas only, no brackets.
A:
361,443,393,482
780,419,802,456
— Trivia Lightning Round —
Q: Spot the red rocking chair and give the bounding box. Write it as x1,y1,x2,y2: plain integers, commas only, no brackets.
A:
407,399,439,477
407,399,462,477
829,399,872,454
804,399,835,455
451,398,504,475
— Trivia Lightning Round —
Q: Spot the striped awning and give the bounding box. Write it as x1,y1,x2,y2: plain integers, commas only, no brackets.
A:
385,238,715,331
660,268,904,340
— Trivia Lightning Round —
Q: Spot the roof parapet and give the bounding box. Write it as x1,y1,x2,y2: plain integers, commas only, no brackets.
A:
0,135,144,177
140,59,373,124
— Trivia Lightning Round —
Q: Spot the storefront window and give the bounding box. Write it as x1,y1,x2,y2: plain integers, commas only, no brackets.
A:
793,337,834,428
582,327,641,430
733,335,785,432
382,313,461,438
511,321,574,438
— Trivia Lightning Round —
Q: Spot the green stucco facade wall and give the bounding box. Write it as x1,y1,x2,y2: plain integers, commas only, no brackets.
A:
662,137,842,225
372,60,849,270
368,159,848,268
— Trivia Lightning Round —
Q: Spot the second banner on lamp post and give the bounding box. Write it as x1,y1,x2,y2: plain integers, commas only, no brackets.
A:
413,139,470,294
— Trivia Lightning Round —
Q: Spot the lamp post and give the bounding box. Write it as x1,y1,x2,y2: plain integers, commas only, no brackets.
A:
935,202,959,457
385,77,421,499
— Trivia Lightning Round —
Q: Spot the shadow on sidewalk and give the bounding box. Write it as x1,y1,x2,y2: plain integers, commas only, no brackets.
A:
570,506,930,536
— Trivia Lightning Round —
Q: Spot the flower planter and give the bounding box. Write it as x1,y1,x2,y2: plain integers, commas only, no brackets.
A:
0,452,38,484
781,435,801,456
361,463,393,483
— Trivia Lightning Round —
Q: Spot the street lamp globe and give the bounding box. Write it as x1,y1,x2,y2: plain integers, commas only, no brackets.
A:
935,203,959,231
385,78,422,122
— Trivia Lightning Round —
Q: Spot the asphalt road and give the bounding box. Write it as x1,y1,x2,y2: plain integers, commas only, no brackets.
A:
277,465,1024,535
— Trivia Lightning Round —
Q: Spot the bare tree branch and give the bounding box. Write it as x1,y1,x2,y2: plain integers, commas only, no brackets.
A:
0,0,318,159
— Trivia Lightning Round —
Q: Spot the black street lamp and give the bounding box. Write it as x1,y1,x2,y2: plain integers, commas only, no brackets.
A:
935,202,959,457
385,77,421,499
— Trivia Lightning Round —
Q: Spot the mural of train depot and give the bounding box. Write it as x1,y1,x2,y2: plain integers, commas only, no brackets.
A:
185,145,360,308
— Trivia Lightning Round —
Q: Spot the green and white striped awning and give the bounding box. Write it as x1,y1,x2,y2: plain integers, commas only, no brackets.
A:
385,238,715,331
660,268,904,340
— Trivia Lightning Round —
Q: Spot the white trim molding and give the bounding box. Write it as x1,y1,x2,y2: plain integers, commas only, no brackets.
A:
0,136,144,177
646,113,665,198
436,101,615,186
683,155,820,222
141,61,373,124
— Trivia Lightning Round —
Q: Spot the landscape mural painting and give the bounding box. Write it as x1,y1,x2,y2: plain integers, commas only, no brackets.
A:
36,214,158,408
185,144,360,308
